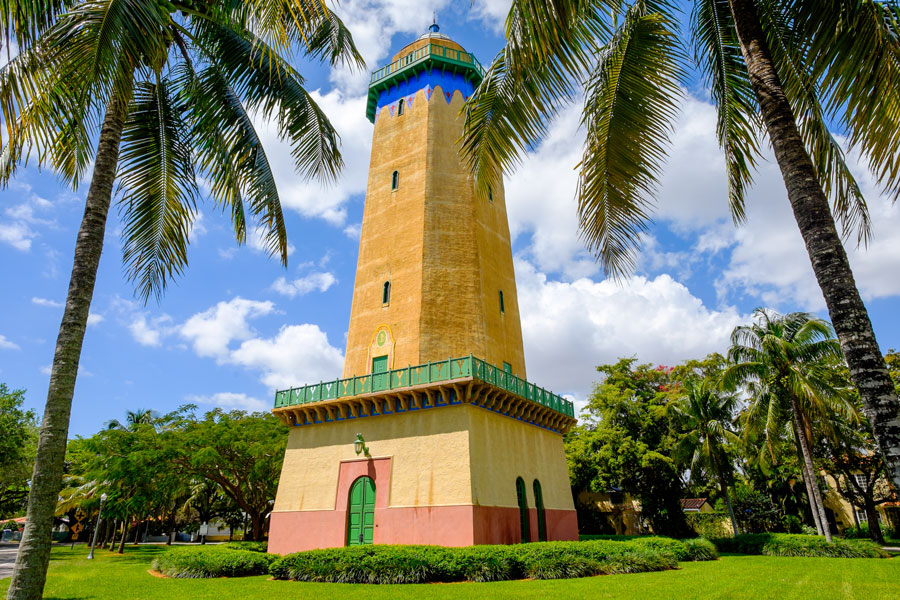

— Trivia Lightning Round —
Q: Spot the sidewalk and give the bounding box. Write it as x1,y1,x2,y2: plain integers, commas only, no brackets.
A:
0,542,18,579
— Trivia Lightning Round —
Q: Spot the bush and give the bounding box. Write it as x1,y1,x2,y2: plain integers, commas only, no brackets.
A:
580,535,718,562
711,533,889,558
686,512,732,538
151,546,276,578
224,541,268,553
270,540,679,584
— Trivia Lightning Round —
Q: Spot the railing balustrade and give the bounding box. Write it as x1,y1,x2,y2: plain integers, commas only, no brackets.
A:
369,43,485,86
274,355,574,418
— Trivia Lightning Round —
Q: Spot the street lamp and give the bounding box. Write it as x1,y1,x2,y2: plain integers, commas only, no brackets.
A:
86,493,107,560
354,433,370,457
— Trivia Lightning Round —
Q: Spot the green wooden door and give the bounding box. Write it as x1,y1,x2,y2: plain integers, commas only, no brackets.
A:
347,476,376,545
371,356,389,391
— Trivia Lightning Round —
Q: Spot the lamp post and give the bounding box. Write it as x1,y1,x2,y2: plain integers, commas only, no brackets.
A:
86,493,107,559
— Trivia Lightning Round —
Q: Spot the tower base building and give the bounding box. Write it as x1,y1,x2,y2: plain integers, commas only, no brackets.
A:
269,25,578,554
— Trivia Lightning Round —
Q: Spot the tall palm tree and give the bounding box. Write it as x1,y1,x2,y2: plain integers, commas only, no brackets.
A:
671,378,741,536
461,0,900,494
724,309,857,541
0,2,362,598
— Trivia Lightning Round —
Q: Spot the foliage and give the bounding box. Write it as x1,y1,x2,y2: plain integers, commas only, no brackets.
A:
567,358,692,537
224,541,268,553
686,513,733,538
710,533,889,558
0,384,38,518
268,540,688,584
151,546,276,578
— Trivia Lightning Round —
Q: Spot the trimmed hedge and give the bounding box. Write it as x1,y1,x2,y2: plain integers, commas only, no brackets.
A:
711,534,890,558
269,540,680,584
223,541,268,553
579,535,719,562
151,546,277,578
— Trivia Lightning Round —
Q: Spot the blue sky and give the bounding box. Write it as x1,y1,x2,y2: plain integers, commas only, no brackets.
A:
3,1,900,437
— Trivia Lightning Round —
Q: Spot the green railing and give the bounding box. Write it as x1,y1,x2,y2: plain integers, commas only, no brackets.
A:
369,43,484,87
274,355,575,418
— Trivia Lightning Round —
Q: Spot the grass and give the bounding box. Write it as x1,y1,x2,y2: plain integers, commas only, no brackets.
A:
1,544,898,599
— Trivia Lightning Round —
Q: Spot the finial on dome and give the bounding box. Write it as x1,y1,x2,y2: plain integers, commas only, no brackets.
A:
429,13,440,33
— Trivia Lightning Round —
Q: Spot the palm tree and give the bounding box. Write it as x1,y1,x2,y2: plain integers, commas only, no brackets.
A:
461,0,900,495
1,3,362,598
671,378,741,536
104,409,158,432
724,309,858,541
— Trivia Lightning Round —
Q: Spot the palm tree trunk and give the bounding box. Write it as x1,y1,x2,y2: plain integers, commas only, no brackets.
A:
720,479,740,537
117,515,129,554
727,0,900,493
6,96,129,600
799,452,825,536
790,399,832,541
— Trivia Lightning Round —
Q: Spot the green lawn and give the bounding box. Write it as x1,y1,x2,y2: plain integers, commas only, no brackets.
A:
2,545,898,600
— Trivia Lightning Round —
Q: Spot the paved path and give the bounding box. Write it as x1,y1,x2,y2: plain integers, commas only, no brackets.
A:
0,543,18,579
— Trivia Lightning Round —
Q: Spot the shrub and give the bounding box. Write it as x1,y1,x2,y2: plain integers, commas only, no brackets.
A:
679,538,719,561
270,540,678,584
224,541,268,553
686,512,732,538
711,533,889,558
151,546,276,578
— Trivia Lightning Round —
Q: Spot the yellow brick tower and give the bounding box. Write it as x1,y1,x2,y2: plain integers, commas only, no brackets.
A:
269,25,578,554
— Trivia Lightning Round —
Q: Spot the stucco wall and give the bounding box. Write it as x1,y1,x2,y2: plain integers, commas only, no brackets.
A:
342,85,526,379
273,404,474,512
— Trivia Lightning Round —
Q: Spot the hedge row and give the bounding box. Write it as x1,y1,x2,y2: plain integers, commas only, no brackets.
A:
710,534,889,558
223,541,268,553
577,536,719,562
269,540,684,584
151,546,277,578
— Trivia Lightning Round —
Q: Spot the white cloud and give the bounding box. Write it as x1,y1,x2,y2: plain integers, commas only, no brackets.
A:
87,313,105,327
128,314,174,347
179,298,275,358
470,0,511,31
229,324,345,390
32,297,63,308
516,259,746,409
178,299,344,390
186,392,268,412
251,90,371,226
343,223,362,239
0,334,20,350
0,221,36,251
271,272,337,298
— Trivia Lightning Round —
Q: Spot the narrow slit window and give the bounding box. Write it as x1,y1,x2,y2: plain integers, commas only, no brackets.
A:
391,170,399,191
516,477,530,543
382,281,391,305
398,99,405,115
499,290,505,313
533,479,547,542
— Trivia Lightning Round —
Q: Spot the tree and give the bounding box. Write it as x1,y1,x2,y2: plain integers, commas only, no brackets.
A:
0,385,38,519
1,3,362,598
568,359,693,537
163,408,288,541
461,0,900,495
104,409,157,432
670,378,741,535
725,309,857,541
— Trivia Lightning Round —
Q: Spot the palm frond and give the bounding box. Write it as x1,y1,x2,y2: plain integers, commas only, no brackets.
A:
577,0,686,277
118,76,199,303
692,0,761,223
785,0,900,204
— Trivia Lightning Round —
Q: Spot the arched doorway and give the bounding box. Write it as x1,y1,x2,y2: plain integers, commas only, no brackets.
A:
347,476,376,545
515,477,530,543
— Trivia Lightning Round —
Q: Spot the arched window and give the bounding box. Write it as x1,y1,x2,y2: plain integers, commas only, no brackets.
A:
499,290,505,313
391,170,399,190
397,99,405,115
515,477,530,543
382,281,391,305
533,479,547,541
